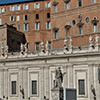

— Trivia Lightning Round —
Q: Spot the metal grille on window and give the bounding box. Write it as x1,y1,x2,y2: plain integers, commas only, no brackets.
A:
78,80,85,95
32,80,37,94
12,81,16,94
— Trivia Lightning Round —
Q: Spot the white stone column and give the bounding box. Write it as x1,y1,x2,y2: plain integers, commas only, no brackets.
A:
62,65,68,88
94,64,100,100
44,66,50,99
19,68,23,100
0,69,4,99
22,68,28,100
40,67,44,100
68,64,73,88
88,64,94,100
4,69,8,100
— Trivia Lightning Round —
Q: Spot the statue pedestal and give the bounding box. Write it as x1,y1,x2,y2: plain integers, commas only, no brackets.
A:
51,87,63,100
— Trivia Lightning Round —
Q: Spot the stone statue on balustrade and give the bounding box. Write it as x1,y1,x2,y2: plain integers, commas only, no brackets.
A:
89,35,93,46
95,34,99,45
24,43,28,55
41,42,45,53
1,45,4,57
5,45,8,57
95,34,99,51
64,39,67,49
20,43,24,55
89,35,94,51
46,41,50,55
53,67,66,88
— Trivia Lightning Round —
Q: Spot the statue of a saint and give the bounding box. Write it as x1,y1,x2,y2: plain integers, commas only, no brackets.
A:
95,34,99,44
54,67,66,88
20,43,24,54
24,43,28,53
89,35,93,45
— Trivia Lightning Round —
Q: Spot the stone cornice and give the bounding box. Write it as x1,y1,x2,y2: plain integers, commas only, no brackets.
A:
1,52,100,63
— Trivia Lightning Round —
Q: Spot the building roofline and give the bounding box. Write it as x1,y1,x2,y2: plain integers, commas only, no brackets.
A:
0,0,43,6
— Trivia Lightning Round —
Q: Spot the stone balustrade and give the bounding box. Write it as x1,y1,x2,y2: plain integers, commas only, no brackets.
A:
0,34,100,59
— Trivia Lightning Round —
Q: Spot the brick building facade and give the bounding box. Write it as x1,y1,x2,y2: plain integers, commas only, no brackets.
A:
0,0,51,51
51,0,100,49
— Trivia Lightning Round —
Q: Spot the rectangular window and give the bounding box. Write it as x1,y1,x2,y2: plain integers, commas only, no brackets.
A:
23,4,29,10
47,13,50,18
92,0,96,3
24,15,29,20
46,21,51,29
11,81,16,94
17,16,20,21
65,3,70,10
78,0,82,7
35,42,40,51
36,14,39,19
78,80,85,95
54,5,57,12
46,2,51,8
54,31,58,39
16,5,21,11
10,6,15,11
24,23,29,31
35,22,40,30
1,8,5,13
10,16,15,22
32,81,37,94
79,27,82,34
94,24,97,32
34,3,40,9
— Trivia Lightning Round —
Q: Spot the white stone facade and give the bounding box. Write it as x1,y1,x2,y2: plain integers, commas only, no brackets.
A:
0,50,100,100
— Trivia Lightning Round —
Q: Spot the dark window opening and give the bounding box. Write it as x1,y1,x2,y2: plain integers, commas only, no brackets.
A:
78,0,82,7
32,80,37,94
78,79,85,95
47,13,50,18
36,14,39,19
12,81,16,94
24,15,28,20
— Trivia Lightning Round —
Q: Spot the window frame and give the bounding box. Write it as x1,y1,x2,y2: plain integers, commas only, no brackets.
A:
46,21,51,29
78,79,85,95
78,0,82,7
23,4,29,10
92,0,96,4
54,31,58,39
65,2,70,10
16,5,21,11
34,3,40,9
35,42,40,51
17,16,20,21
79,26,83,35
24,23,29,31
46,2,51,8
10,6,15,11
54,5,57,13
11,81,17,95
10,16,15,22
32,80,37,95
93,24,97,32
24,15,29,20
35,22,40,30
